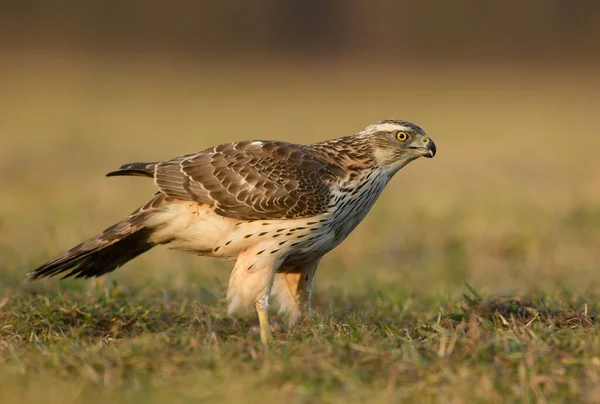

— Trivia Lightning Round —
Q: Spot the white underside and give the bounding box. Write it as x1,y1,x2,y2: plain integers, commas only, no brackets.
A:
145,201,334,315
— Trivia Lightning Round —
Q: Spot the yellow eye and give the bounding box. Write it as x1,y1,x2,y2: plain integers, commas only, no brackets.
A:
396,131,408,142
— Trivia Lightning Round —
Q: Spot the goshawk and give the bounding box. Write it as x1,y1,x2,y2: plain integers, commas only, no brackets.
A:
30,120,436,345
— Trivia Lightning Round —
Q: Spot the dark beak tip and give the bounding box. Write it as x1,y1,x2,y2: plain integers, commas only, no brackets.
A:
428,141,437,158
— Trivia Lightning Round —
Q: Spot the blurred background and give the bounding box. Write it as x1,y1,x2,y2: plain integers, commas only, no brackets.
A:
1,0,600,297
2,0,600,61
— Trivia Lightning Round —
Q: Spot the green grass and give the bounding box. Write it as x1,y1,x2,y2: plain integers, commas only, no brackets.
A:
2,282,600,403
1,55,600,402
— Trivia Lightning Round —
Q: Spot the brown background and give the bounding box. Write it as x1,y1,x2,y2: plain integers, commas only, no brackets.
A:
2,1,599,62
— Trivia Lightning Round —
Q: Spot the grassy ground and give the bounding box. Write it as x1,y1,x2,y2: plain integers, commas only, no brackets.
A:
1,54,600,402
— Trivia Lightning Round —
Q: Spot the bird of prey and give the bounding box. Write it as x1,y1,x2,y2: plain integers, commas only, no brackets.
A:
29,120,436,345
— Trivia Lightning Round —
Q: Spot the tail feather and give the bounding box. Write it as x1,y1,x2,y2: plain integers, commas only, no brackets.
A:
29,194,167,280
106,162,157,178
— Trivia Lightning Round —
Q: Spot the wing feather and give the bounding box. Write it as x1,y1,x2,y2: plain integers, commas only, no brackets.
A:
154,141,336,220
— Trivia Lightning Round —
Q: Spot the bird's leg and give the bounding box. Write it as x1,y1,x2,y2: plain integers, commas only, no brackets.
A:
286,272,312,313
255,295,272,347
227,250,282,347
273,258,321,325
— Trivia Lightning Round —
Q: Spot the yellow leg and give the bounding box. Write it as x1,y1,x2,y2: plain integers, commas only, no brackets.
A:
255,297,272,347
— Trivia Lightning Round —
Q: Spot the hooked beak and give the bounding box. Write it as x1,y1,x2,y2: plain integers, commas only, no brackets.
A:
409,136,436,158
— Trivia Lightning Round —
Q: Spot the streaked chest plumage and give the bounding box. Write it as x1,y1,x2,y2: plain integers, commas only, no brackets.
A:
326,170,390,244
281,169,390,266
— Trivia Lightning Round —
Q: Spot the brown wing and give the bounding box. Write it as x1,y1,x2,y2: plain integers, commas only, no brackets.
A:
154,141,337,220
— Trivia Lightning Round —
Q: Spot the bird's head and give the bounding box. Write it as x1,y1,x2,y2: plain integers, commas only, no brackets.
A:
359,120,436,171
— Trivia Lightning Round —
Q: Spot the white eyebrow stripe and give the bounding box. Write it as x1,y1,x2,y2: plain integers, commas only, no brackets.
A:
363,123,413,134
